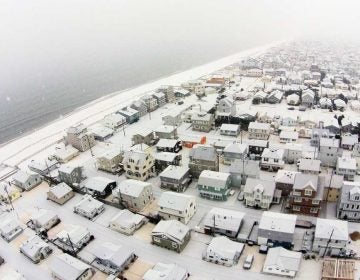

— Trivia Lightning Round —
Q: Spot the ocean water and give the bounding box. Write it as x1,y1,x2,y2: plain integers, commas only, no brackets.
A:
0,0,286,144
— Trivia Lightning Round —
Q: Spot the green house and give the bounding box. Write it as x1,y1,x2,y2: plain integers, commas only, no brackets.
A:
197,170,231,201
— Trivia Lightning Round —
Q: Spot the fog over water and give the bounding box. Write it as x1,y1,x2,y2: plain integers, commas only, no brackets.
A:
1,0,359,143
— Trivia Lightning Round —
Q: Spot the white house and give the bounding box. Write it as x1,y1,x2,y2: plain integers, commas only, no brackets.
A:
20,235,53,264
27,209,60,233
158,192,196,224
109,209,147,235
73,194,105,219
279,130,298,143
203,236,244,267
51,253,95,280
102,113,126,130
263,247,302,278
260,148,285,171
143,263,189,280
336,157,357,181
219,123,241,137
12,171,42,191
248,122,271,140
0,218,23,242
54,225,92,253
244,178,280,209
313,218,349,257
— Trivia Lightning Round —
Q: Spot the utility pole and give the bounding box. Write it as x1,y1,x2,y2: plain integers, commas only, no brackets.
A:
67,233,77,256
4,182,14,211
322,228,334,258
85,134,94,157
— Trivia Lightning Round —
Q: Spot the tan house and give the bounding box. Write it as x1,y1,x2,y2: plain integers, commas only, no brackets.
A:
122,149,155,181
96,148,123,174
66,123,95,152
47,182,74,205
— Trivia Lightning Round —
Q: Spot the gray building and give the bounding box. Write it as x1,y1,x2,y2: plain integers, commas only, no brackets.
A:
66,124,96,152
159,165,191,192
191,112,215,132
12,170,42,191
318,138,342,167
117,107,140,124
229,159,260,187
58,165,85,187
222,143,248,165
188,145,219,178
337,182,360,221
132,129,155,146
20,235,53,264
258,211,297,249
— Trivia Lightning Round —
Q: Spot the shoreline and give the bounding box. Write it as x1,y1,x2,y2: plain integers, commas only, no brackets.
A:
0,40,285,167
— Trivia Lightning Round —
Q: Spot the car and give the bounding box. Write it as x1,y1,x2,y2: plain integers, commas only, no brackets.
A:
243,254,254,269
0,256,4,265
259,244,269,254
299,106,306,111
288,107,295,110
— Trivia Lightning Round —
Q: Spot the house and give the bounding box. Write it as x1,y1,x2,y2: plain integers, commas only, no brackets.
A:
152,92,166,107
102,113,126,130
222,143,248,165
74,194,105,219
90,125,114,141
275,170,299,196
301,89,315,107
151,220,191,253
198,170,231,201
258,211,297,249
203,236,244,267
51,253,95,280
324,119,341,135
87,242,136,275
162,111,184,127
47,182,74,205
311,127,332,147
53,145,80,163
260,148,285,171
216,97,236,119
188,145,219,178
229,159,260,187
122,150,155,181
321,173,343,202
313,218,349,257
279,130,298,143
281,116,298,127
321,258,355,280
318,138,342,167
20,235,53,264
289,173,323,216
58,164,84,187
0,218,23,242
156,139,182,153
160,86,176,102
174,88,191,98
266,90,283,104
287,93,300,105
53,225,92,253
112,179,153,212
203,207,244,238
248,122,270,140
66,124,96,152
337,182,360,221
191,112,214,132
109,209,146,235
263,247,302,278
0,183,21,204
12,170,42,191
158,192,196,224
219,123,240,137
247,139,268,155
117,107,140,124
96,149,123,174
130,99,148,117
341,134,358,150
141,94,158,112
154,125,178,139
131,129,155,146
27,209,60,233
298,158,321,174
143,263,189,280
284,143,303,164
244,178,280,209
154,152,182,172
82,176,116,198
159,165,191,192
336,157,357,181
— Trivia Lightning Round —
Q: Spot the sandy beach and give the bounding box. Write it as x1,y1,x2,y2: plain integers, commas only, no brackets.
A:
0,40,284,167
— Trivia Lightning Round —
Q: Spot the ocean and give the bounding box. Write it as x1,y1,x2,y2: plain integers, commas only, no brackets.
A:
0,0,285,144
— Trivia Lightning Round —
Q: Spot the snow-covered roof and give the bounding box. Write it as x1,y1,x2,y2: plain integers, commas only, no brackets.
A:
248,122,270,130
298,158,321,172
261,148,285,159
315,218,348,241
154,125,176,134
244,178,275,196
275,170,299,185
48,182,73,199
30,209,58,226
110,209,145,229
160,165,189,180
90,242,134,268
20,235,50,259
156,139,179,148
0,218,22,235
220,123,240,132
203,207,244,232
279,130,298,140
56,225,89,245
189,145,217,161
264,247,301,272
206,236,244,260
337,157,357,170
83,176,115,192
198,170,230,188
143,263,188,280
293,173,319,191
158,192,195,212
223,143,248,154
154,152,178,162
152,220,190,242
114,179,151,198
51,253,91,280
74,194,104,213
259,211,297,234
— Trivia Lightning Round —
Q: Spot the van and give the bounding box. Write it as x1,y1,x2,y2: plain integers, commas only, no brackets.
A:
243,254,254,269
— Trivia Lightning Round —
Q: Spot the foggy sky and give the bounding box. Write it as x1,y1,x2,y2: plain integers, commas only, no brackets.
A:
1,0,360,99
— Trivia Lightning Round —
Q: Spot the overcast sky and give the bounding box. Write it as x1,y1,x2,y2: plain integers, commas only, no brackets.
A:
1,0,360,97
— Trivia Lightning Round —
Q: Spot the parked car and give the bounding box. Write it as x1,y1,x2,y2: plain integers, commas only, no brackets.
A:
243,254,254,269
259,245,268,254
0,256,4,265
288,107,295,110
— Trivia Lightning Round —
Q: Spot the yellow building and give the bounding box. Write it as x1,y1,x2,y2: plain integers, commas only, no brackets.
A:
0,183,21,203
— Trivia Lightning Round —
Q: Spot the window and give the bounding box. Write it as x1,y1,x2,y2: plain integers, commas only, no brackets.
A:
310,208,318,213
313,200,320,205
293,205,300,211
294,197,302,203
304,189,312,196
